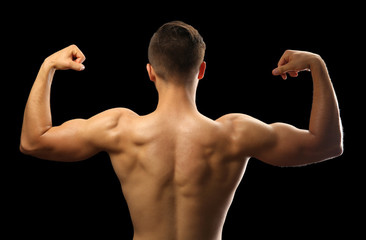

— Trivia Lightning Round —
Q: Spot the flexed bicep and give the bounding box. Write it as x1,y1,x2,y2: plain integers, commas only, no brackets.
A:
21,119,101,162
219,114,335,167
23,108,130,162
253,123,318,166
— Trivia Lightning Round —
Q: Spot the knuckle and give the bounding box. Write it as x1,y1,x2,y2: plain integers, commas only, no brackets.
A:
284,49,294,55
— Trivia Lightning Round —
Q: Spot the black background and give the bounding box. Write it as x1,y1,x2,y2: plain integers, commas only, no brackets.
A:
4,3,363,239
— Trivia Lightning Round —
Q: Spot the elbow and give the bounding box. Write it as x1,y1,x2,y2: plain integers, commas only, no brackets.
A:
19,137,43,157
298,143,343,167
327,132,344,158
330,142,344,158
297,138,344,166
20,136,29,154
310,128,344,161
19,143,27,154
318,138,344,161
19,141,37,156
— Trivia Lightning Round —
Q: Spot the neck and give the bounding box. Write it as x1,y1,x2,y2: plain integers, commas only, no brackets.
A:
154,79,199,114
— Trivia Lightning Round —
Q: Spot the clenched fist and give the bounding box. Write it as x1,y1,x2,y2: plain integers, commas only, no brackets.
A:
44,44,86,71
272,50,322,80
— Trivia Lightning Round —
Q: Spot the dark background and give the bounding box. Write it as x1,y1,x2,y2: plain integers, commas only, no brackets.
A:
4,3,363,239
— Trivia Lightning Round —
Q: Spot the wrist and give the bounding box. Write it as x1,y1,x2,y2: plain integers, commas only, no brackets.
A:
43,57,57,71
39,59,56,82
309,54,325,71
309,55,329,83
42,58,57,74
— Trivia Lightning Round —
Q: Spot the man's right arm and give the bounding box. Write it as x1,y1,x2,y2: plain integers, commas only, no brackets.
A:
220,50,343,167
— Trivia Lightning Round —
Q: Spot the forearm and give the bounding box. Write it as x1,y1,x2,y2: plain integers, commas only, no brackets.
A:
21,60,55,149
308,57,343,149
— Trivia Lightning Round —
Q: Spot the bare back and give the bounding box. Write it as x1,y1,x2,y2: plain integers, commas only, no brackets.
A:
109,111,249,240
20,44,342,240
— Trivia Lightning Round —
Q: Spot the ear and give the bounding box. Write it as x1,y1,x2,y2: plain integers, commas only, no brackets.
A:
146,63,156,82
198,61,206,80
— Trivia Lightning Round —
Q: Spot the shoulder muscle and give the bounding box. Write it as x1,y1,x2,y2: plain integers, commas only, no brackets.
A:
216,114,276,158
84,108,138,152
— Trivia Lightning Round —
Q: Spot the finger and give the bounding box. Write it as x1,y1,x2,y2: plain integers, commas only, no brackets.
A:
277,50,292,67
272,66,291,76
272,68,280,75
277,56,288,67
74,52,86,64
70,45,86,64
288,71,298,77
74,53,86,63
272,69,289,80
273,61,295,75
69,60,85,71
273,70,298,80
272,68,287,80
281,73,287,80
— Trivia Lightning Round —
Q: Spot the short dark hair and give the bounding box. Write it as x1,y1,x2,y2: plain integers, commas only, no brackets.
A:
148,21,206,81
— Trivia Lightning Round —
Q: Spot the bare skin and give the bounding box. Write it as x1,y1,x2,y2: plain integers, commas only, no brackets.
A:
20,45,343,240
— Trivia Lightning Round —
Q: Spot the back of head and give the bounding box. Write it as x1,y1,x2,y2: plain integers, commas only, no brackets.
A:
148,21,206,82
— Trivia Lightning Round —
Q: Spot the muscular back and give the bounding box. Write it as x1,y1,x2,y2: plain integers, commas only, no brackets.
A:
20,45,342,240
109,110,249,240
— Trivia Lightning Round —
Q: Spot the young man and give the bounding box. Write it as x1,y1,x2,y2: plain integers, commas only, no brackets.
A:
20,21,343,240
